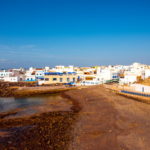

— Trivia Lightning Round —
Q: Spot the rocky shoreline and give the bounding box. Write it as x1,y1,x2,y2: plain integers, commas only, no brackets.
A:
0,82,36,97
0,92,82,150
0,82,79,97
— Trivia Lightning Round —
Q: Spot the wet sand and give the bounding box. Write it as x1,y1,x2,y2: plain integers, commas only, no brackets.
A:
13,86,80,97
0,94,80,150
0,85,150,150
0,111,78,150
0,81,80,97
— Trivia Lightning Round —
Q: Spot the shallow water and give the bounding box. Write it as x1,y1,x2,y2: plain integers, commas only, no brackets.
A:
0,94,72,117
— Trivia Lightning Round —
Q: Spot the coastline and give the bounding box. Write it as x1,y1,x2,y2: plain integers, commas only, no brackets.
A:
13,86,79,97
0,85,150,149
0,81,82,97
0,90,81,150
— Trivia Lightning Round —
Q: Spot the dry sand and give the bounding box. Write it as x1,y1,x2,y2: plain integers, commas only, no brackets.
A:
64,85,150,150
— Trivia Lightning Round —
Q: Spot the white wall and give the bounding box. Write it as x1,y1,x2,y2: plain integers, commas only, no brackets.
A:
52,65,74,73
0,71,12,77
120,75,137,84
35,71,45,77
131,84,150,93
4,76,19,82
25,75,36,81
145,69,150,79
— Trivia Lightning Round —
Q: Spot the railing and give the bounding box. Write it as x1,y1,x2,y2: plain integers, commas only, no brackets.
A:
45,72,76,75
121,90,150,97
104,84,150,96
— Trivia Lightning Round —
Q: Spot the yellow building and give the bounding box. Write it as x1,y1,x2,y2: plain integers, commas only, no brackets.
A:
38,72,77,85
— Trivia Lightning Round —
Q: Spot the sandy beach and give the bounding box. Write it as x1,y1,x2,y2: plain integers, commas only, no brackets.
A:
65,85,150,150
0,85,150,150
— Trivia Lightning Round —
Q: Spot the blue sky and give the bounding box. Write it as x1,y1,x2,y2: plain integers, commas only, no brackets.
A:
0,0,150,68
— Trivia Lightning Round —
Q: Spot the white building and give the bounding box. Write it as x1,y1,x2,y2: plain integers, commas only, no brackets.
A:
51,65,74,73
119,72,137,85
130,84,150,93
35,69,45,78
3,76,19,82
80,74,101,86
97,68,119,83
0,70,13,81
78,67,119,86
145,69,150,79
25,68,36,81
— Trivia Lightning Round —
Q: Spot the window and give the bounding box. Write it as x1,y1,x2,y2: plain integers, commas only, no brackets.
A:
53,78,57,81
45,78,49,81
60,78,63,82
113,76,117,79
67,78,70,82
73,78,76,82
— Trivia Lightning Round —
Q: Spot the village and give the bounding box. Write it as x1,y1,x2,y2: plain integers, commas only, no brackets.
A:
1,62,150,100
1,62,150,89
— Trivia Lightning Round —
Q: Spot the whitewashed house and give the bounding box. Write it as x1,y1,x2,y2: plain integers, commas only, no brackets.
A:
119,72,137,85
130,84,150,93
144,69,150,79
79,67,119,86
3,76,19,82
25,68,36,81
0,70,13,81
51,65,74,73
35,69,45,79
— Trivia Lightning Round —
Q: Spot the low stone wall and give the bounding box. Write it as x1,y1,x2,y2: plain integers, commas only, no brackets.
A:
0,81,37,97
117,92,150,104
0,81,80,97
103,84,150,104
